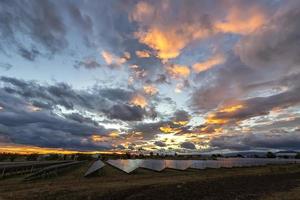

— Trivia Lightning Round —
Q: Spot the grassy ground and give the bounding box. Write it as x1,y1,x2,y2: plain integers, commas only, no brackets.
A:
0,162,300,200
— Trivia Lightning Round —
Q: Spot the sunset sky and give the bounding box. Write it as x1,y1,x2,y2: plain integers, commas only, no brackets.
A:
0,0,299,154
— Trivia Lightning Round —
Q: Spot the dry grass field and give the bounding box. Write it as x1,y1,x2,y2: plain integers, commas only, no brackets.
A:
0,162,300,200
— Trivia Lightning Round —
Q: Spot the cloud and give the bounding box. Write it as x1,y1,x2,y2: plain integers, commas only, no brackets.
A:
0,0,67,55
130,94,147,108
74,57,101,69
210,131,300,151
166,64,190,79
136,50,151,58
236,1,300,73
143,84,158,95
0,63,12,71
18,46,41,61
192,54,225,73
0,90,113,151
181,141,196,150
154,141,166,147
106,104,146,121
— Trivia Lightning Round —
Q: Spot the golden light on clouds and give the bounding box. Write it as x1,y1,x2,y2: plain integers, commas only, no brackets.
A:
159,124,181,134
131,1,210,60
27,105,42,112
130,94,147,108
219,104,243,113
101,50,128,66
91,135,104,142
173,120,189,126
166,64,190,79
193,54,225,73
101,50,113,65
136,50,151,58
0,143,122,155
215,7,265,35
143,84,158,95
109,131,120,138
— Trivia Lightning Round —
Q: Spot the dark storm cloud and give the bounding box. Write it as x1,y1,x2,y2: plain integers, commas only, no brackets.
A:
63,112,98,126
0,90,112,151
0,0,67,55
210,131,300,151
18,46,41,61
97,88,134,102
181,142,196,150
129,121,166,140
190,54,258,111
212,86,300,123
106,104,146,121
237,1,300,73
154,141,166,147
172,110,191,122
190,1,300,113
0,76,151,122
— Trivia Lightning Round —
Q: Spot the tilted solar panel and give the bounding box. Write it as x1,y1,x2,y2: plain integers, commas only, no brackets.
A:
84,160,105,177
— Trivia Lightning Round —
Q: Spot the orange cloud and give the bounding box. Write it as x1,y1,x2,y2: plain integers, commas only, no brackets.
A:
130,94,147,108
136,50,151,58
131,1,266,61
135,26,210,60
91,135,105,142
101,50,128,66
173,121,189,126
192,54,225,73
143,85,158,95
159,125,181,134
219,104,243,113
166,64,190,79
215,6,265,35
131,1,210,60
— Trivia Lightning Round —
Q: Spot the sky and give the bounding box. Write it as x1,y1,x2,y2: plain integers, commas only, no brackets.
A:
0,0,300,154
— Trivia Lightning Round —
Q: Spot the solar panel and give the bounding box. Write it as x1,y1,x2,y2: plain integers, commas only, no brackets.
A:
84,160,105,177
106,159,142,173
140,159,165,171
190,160,206,169
165,160,192,170
204,160,221,168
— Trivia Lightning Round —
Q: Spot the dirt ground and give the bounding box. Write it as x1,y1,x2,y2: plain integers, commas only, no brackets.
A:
0,162,300,200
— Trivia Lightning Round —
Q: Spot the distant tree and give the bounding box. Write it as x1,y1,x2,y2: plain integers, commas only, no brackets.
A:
236,154,244,158
26,154,38,161
45,154,60,160
9,154,18,162
266,152,276,158
125,152,131,159
139,153,144,159
0,153,9,161
76,154,93,161
295,153,300,159
149,152,153,157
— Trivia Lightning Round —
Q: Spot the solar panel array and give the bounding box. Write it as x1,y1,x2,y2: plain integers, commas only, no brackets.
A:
104,158,300,174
